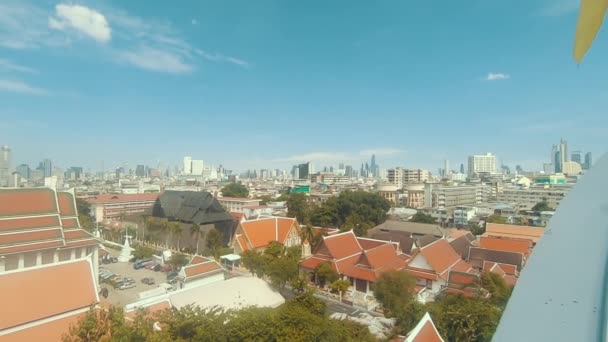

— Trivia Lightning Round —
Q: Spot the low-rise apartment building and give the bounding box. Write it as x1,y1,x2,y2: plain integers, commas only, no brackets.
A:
497,186,570,210
86,193,160,222
216,197,261,213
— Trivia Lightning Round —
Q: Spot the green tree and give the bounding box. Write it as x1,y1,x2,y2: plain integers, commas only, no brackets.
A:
167,253,189,270
531,199,553,212
410,211,436,224
470,222,485,235
240,249,265,277
394,301,426,335
373,271,416,317
300,223,315,245
75,198,91,216
206,228,224,259
286,193,310,223
169,222,182,250
428,293,502,342
315,262,339,287
264,241,285,258
256,195,273,205
266,256,299,289
480,272,513,308
132,245,155,260
221,182,249,198
79,215,94,233
330,279,351,302
487,215,507,224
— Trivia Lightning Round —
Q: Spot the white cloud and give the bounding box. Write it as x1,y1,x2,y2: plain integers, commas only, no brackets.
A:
118,46,193,74
359,148,403,156
542,0,579,16
49,4,111,43
195,49,250,68
0,59,37,73
485,73,510,81
0,79,48,95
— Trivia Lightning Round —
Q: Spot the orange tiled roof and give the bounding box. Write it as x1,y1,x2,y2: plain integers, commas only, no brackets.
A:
183,260,223,280
357,238,388,250
61,218,79,229
85,193,160,204
235,234,249,252
240,217,298,249
319,231,362,259
190,255,206,265
1,311,86,342
0,215,60,232
484,223,545,243
57,192,77,216
0,228,63,246
418,239,463,276
0,259,97,330
0,188,58,217
483,261,518,276
0,240,65,255
480,236,532,256
125,300,171,321
406,312,444,342
300,255,331,270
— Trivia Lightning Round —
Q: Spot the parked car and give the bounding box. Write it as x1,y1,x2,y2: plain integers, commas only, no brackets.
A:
145,261,158,270
166,271,178,280
153,264,162,272
110,257,118,263
134,259,153,270
141,277,156,285
119,281,136,290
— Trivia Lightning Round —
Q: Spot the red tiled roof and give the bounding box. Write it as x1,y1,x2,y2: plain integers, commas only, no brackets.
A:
320,231,362,259
0,228,63,246
484,223,544,243
504,274,518,286
0,188,58,217
480,236,532,256
183,260,223,279
57,192,77,216
217,197,258,202
125,300,171,321
236,234,249,252
2,311,86,342
406,267,439,281
0,260,97,330
406,312,444,342
358,238,389,250
0,215,60,232
0,240,65,255
63,229,92,241
300,256,331,270
61,218,79,229
85,193,159,204
190,255,206,265
418,239,463,276
311,227,340,236
230,212,245,221
239,217,298,249
63,239,98,248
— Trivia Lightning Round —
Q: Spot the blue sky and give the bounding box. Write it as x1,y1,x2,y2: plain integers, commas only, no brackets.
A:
1,0,607,173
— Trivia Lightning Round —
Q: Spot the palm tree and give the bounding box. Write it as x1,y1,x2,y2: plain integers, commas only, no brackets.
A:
190,224,204,255
301,223,315,246
170,222,182,251
160,218,170,247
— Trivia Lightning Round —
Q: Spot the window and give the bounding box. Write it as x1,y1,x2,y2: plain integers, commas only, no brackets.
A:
426,279,432,289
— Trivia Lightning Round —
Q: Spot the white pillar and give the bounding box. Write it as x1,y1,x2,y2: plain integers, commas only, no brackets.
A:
53,250,59,263
70,248,76,260
36,252,42,265
81,247,87,258
366,280,370,294
18,254,24,269
0,256,5,272
92,247,99,291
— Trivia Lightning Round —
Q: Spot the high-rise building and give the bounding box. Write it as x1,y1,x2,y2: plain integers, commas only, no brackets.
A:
370,155,377,177
43,159,52,178
559,138,569,163
444,160,450,177
16,164,30,180
297,162,313,180
467,153,497,176
67,166,83,180
0,145,11,187
571,151,582,165
183,156,192,175
460,163,465,174
191,160,204,175
135,165,146,177
584,152,593,170
345,165,353,178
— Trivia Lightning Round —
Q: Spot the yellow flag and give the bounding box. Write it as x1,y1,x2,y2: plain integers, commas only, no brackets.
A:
574,0,608,62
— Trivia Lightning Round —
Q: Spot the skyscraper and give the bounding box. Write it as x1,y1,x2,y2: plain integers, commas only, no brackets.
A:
135,165,146,177
43,159,52,178
460,163,465,174
183,156,192,174
370,154,377,177
584,152,593,170
467,153,497,176
16,164,30,180
0,145,11,187
444,160,450,177
571,151,582,165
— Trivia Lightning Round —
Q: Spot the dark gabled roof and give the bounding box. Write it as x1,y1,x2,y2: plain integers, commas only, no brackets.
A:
152,191,233,225
417,234,439,248
450,235,475,260
370,220,446,237
370,231,416,254
468,247,524,271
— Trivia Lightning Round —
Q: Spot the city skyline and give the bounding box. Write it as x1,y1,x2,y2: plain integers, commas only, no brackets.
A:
1,1,607,171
